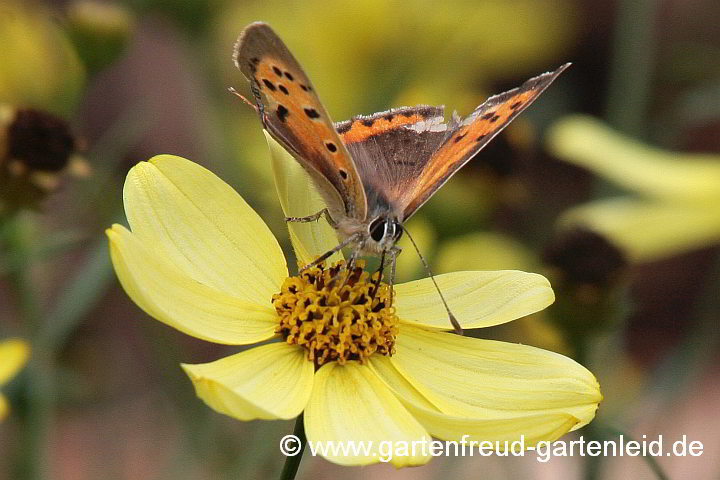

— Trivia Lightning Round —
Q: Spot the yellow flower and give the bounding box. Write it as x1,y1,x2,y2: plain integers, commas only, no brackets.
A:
107,145,601,466
0,1,85,114
0,338,30,420
548,115,720,262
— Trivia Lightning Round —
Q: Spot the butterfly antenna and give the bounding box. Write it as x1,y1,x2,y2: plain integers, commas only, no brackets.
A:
401,227,463,335
228,87,258,112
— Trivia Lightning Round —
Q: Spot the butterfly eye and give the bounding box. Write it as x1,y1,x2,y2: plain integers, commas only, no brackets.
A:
369,218,387,242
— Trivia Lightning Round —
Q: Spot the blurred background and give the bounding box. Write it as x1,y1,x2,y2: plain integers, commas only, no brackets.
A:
1,0,719,478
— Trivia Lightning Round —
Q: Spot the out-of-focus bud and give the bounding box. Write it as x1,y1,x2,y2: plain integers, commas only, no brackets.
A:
542,228,629,339
66,1,134,75
0,105,88,213
544,228,628,297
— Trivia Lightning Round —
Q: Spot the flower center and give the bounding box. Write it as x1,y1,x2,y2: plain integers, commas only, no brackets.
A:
272,260,398,366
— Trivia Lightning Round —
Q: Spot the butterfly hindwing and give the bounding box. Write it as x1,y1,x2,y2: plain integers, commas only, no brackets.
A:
234,22,367,220
400,63,571,220
336,106,448,218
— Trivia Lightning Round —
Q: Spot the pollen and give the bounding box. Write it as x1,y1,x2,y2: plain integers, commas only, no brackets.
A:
272,260,398,366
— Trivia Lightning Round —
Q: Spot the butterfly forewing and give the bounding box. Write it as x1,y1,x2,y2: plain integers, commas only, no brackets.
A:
400,63,571,220
234,22,367,220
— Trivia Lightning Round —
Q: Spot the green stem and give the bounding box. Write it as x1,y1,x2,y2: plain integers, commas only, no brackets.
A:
16,353,53,480
605,0,658,137
36,237,115,352
605,427,670,480
279,413,306,480
2,215,51,480
3,215,116,480
574,337,602,480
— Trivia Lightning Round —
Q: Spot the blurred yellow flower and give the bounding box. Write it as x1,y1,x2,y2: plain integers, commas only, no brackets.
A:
217,0,577,116
434,231,537,274
548,115,720,262
107,150,600,466
0,338,30,420
0,1,85,114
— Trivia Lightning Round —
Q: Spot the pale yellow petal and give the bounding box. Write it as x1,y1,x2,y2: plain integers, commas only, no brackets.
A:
305,361,430,467
182,343,313,421
561,198,720,262
123,154,286,302
368,356,439,412
548,115,720,203
266,132,343,268
390,326,601,428
108,225,277,345
408,406,580,447
370,352,584,446
394,271,554,330
0,339,30,386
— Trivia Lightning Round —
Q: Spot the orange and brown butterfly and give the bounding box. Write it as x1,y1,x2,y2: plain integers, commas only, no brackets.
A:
234,22,568,332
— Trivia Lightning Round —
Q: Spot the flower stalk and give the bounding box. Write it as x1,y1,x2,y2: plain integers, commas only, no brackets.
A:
279,414,306,480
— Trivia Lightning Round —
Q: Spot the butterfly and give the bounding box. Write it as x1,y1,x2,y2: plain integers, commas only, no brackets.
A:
234,22,569,333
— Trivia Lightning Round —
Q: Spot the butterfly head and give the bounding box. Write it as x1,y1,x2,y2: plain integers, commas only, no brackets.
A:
368,216,403,251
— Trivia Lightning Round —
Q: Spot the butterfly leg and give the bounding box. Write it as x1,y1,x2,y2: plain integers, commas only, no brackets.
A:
388,246,401,306
285,208,337,228
298,232,361,273
372,249,387,297
336,237,367,288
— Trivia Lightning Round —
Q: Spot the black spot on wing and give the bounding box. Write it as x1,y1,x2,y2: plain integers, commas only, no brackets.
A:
454,132,467,143
277,105,289,122
278,84,289,95
272,66,282,76
284,71,294,81
262,79,276,91
304,108,320,119
362,119,375,127
325,141,337,152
